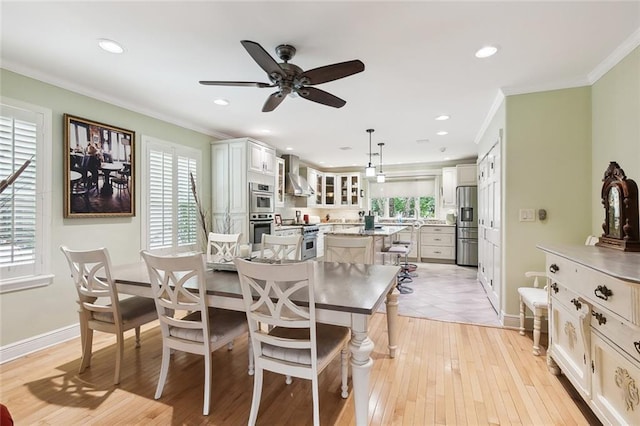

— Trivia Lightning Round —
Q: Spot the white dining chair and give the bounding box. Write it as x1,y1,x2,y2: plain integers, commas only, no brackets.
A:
60,246,158,385
324,235,373,264
260,233,302,261
517,271,549,355
141,251,250,416
234,258,350,426
206,232,241,263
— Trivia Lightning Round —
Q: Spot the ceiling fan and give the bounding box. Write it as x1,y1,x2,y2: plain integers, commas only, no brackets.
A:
199,40,365,112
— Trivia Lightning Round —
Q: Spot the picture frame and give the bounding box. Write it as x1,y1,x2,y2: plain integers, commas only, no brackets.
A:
63,114,135,218
274,214,282,226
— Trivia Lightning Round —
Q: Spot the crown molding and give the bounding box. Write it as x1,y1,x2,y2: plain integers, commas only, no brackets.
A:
588,27,640,84
474,90,505,145
2,61,233,140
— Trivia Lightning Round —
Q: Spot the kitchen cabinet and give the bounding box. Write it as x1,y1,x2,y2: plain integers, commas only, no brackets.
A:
456,164,477,186
248,140,276,176
339,173,361,207
313,171,324,206
420,225,455,262
477,140,501,311
540,245,640,426
276,157,285,207
316,224,333,258
305,167,319,207
211,213,245,237
324,174,336,207
274,227,302,237
441,167,456,207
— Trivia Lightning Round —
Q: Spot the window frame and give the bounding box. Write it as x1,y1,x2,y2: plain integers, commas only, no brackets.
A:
0,98,53,294
140,135,202,254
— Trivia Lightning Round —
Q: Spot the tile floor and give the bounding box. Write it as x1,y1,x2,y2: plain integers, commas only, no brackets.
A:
379,262,502,327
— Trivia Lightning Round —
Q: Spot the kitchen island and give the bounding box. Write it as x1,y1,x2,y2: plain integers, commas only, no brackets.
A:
326,225,407,264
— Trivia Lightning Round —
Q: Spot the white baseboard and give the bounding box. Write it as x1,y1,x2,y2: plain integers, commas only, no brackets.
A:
0,323,80,364
502,313,549,332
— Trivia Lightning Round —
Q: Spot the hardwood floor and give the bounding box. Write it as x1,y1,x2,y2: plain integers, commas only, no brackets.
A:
0,314,599,425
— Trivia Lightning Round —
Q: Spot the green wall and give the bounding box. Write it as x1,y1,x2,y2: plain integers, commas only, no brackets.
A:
503,87,592,317
591,46,640,233
0,69,214,345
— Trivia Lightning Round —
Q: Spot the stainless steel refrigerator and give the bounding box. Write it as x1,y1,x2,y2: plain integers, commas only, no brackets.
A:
456,186,478,266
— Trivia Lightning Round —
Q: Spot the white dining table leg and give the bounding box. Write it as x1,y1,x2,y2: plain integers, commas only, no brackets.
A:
385,285,399,358
350,315,374,426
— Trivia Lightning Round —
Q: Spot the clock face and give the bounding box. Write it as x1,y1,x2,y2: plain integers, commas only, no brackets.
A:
607,186,621,238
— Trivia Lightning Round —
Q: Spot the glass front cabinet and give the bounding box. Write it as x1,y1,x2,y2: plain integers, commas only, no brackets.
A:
339,173,361,207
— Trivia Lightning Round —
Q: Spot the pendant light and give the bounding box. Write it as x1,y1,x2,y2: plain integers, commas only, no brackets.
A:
377,142,386,183
365,129,376,177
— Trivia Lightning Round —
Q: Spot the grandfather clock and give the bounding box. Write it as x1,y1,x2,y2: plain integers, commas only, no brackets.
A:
595,161,640,251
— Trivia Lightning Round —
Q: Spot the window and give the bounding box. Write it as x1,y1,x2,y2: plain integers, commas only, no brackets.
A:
369,179,436,220
142,136,201,253
0,99,52,293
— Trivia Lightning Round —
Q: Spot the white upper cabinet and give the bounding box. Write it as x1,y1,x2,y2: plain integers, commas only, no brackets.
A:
276,157,285,207
248,140,276,176
456,164,477,186
441,167,457,207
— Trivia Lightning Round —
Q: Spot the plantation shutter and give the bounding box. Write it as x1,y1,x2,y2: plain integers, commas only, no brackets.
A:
148,149,173,249
0,109,38,276
177,155,197,246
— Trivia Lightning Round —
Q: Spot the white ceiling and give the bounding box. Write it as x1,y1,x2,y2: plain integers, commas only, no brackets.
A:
2,1,639,170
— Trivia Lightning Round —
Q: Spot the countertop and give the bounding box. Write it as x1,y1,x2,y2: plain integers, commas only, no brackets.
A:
326,225,407,237
537,242,640,284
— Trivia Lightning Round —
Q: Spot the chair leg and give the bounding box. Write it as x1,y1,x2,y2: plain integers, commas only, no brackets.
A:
155,345,171,399
532,309,542,356
203,351,212,415
114,332,124,385
248,340,254,376
79,328,93,373
248,367,263,426
285,375,292,385
519,298,526,336
312,377,320,426
341,347,349,398
135,326,141,348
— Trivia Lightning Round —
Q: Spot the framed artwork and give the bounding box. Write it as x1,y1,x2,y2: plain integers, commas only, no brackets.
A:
274,214,282,226
63,114,135,218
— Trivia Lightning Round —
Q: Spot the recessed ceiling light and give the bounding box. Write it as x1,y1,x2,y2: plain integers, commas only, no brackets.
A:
435,115,450,121
285,147,293,151
444,156,451,160
475,45,498,58
98,38,124,54
437,131,449,136
258,129,270,134
213,98,229,106
319,161,325,164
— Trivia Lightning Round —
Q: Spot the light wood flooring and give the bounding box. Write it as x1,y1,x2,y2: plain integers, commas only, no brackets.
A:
0,313,599,425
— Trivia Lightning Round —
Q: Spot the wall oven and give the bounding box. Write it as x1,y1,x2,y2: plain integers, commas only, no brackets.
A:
250,183,274,214
249,213,274,246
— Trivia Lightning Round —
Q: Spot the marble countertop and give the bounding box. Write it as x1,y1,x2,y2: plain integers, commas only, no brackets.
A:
537,242,640,284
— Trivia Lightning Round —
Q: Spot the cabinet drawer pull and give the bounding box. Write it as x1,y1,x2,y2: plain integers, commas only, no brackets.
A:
635,341,640,355
550,283,559,294
592,311,607,325
549,264,559,273
570,298,582,310
434,251,441,254
594,285,613,301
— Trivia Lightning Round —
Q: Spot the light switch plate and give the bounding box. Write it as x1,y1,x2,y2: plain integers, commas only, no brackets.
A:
519,208,535,222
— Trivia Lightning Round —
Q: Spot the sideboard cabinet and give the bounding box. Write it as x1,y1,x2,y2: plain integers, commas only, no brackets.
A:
538,243,640,425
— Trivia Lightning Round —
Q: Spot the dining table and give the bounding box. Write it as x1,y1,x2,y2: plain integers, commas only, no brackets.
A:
111,257,400,426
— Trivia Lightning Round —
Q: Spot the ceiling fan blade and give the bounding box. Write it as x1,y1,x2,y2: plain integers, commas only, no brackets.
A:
262,91,287,112
297,87,346,108
199,80,274,88
241,40,283,77
301,60,365,85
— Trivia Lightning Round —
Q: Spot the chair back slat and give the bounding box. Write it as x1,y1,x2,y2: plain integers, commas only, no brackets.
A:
260,234,302,261
234,259,317,362
206,232,241,263
141,251,210,344
324,235,373,264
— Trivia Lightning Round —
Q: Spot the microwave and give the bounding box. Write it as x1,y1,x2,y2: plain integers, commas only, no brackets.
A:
249,183,274,214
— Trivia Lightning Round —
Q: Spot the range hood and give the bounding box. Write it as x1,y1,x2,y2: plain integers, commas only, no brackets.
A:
282,154,314,197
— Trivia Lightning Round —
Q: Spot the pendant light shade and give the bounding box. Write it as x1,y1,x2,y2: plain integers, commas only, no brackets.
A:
365,129,376,177
377,142,386,183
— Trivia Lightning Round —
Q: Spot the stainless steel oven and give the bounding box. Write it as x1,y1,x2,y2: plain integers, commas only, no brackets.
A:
301,225,319,260
249,213,274,246
249,183,275,214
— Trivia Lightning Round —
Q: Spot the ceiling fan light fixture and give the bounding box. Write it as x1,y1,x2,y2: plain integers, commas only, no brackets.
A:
437,131,449,136
365,129,376,177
